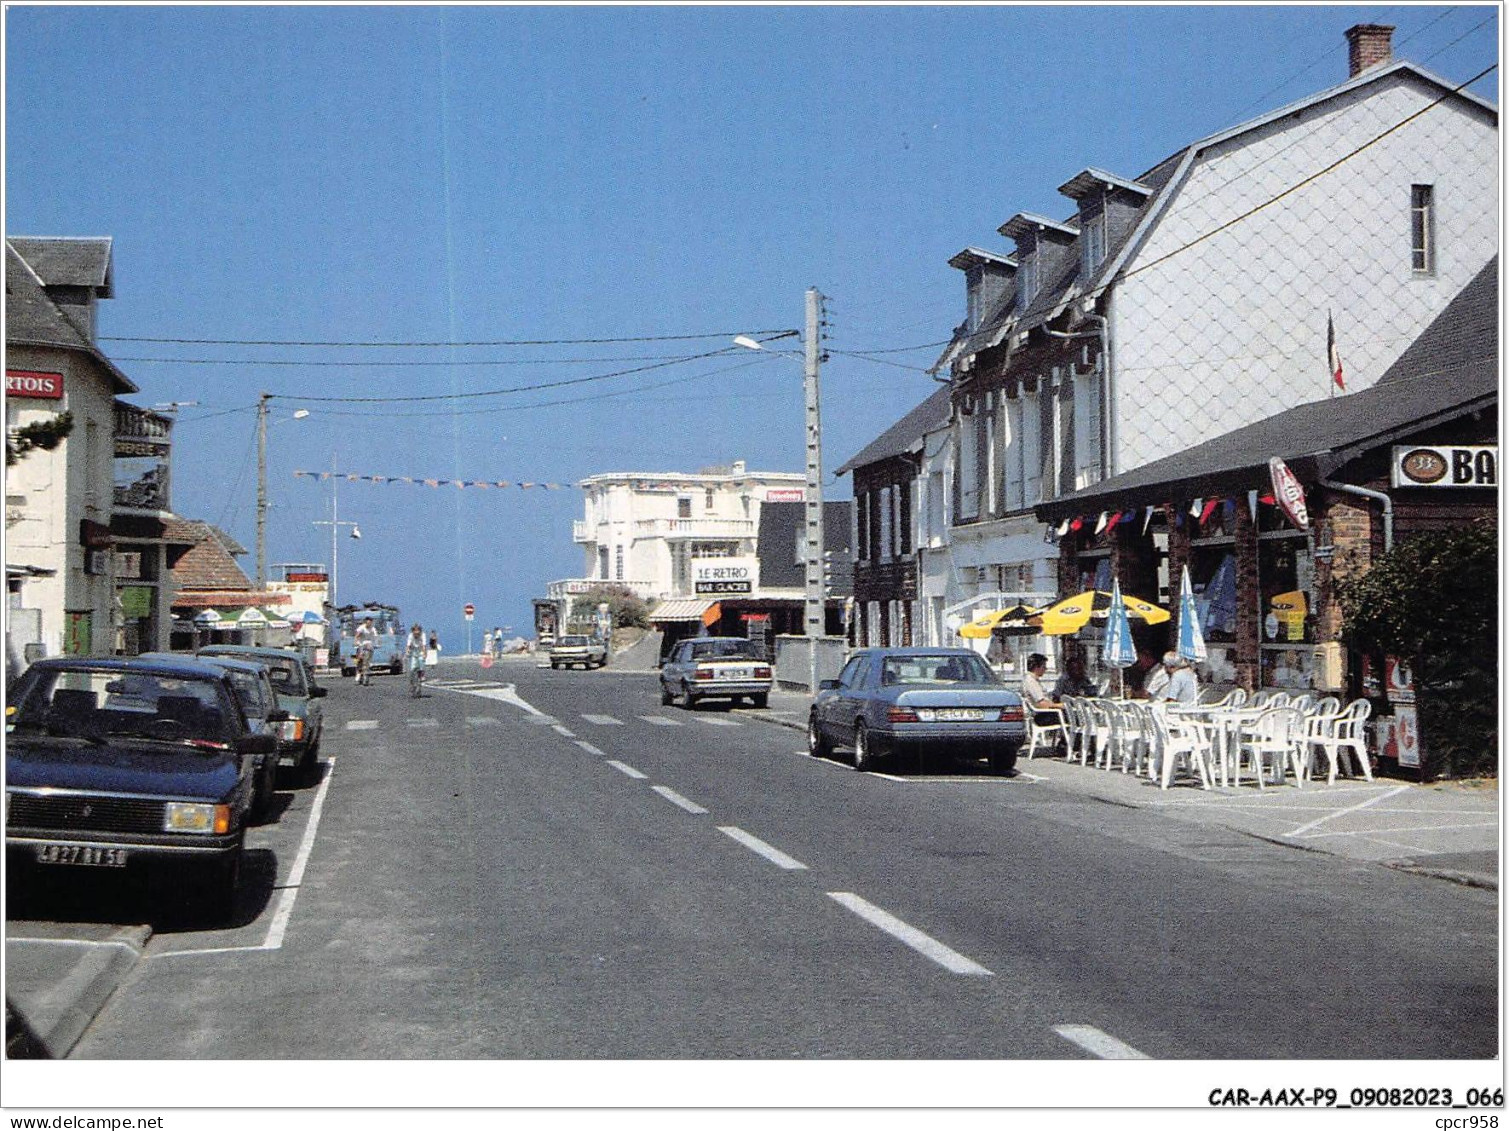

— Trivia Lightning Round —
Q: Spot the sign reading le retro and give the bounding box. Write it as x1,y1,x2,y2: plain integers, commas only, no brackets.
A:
1393,445,1497,489
693,557,757,595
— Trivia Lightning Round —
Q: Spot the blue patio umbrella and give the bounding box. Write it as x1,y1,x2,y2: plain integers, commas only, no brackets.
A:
1101,577,1137,670
1177,564,1208,663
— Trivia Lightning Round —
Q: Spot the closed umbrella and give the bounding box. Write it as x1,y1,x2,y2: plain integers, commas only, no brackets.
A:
1037,589,1170,636
1177,564,1208,663
1101,578,1137,698
958,603,1043,639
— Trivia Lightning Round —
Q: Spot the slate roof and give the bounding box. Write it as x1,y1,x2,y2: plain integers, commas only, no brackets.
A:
834,384,953,476
5,238,137,393
7,237,113,293
1034,258,1499,521
934,59,1497,374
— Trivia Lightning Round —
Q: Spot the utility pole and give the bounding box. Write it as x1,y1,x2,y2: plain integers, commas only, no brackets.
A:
803,287,826,692
256,392,269,589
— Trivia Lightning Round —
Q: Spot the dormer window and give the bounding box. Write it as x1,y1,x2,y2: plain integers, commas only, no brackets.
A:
1018,256,1039,310
999,213,1077,317
948,247,1016,333
1083,211,1108,274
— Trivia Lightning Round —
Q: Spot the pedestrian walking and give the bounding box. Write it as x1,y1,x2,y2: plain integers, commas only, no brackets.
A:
482,629,493,658
427,631,441,668
493,627,502,657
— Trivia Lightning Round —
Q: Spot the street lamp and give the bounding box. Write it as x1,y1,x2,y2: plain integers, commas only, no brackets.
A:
255,395,311,587
735,289,827,691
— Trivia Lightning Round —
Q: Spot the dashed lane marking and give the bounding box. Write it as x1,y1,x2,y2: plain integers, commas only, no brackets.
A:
696,717,741,727
345,720,379,731
605,759,647,780
1053,1025,1150,1060
551,725,577,738
827,892,993,977
574,740,607,757
405,718,440,728
466,716,500,727
638,715,682,726
652,785,708,814
582,714,624,726
718,826,808,871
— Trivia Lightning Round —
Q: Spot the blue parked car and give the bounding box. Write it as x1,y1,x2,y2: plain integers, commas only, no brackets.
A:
807,648,1026,775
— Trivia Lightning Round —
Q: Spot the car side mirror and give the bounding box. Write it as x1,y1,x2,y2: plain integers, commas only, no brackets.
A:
310,686,328,698
238,734,277,756
818,679,839,691
267,709,290,723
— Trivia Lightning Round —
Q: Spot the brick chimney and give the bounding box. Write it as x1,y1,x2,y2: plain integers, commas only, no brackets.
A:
1346,24,1394,77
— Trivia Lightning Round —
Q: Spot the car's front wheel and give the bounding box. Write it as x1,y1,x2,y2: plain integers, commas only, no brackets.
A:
807,713,831,758
660,682,674,706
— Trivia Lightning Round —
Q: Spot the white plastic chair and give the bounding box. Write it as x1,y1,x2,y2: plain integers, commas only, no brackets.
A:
1024,705,1067,760
1059,697,1088,764
1298,697,1341,781
1084,699,1115,770
1234,706,1304,789
1310,699,1374,785
1150,704,1214,790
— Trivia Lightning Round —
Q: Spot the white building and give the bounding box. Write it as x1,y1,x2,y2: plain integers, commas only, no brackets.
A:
549,460,806,604
928,24,1496,619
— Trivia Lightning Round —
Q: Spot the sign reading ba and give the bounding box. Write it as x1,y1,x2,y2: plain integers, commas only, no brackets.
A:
1392,445,1497,489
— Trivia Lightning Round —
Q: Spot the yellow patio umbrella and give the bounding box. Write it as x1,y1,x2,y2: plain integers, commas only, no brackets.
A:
1036,589,1170,635
958,603,1043,639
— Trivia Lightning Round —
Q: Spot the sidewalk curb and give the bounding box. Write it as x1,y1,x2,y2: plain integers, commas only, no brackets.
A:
5,925,150,1058
1382,862,1499,892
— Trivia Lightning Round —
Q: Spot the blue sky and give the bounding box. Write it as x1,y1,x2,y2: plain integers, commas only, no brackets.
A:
6,4,1498,645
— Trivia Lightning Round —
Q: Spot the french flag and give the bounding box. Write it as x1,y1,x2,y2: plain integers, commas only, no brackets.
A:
1328,311,1345,392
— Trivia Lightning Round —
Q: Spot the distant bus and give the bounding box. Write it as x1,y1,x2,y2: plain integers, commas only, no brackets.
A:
335,603,404,677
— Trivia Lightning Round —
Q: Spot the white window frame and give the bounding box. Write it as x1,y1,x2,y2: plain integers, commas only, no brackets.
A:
1074,368,1103,490
1018,257,1038,311
1003,396,1024,511
1021,390,1042,507
1083,211,1108,274
1411,184,1435,275
957,413,980,520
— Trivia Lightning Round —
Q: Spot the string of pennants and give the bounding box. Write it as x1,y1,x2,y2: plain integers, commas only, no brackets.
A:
293,470,578,490
1051,490,1286,540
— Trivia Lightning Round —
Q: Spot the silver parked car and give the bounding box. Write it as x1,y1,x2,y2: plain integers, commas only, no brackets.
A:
807,648,1026,774
659,637,772,709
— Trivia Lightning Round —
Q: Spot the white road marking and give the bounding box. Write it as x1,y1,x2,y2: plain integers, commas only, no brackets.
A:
697,717,741,727
605,759,647,779
552,725,577,738
1053,1025,1150,1060
405,717,439,728
153,754,340,958
582,714,623,726
574,740,607,757
1301,819,1499,840
345,720,379,731
826,892,992,976
638,715,682,726
1286,785,1409,838
652,785,708,814
431,682,549,718
718,826,808,871
465,716,500,727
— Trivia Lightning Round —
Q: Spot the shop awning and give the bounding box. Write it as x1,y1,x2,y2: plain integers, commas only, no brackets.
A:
649,599,719,625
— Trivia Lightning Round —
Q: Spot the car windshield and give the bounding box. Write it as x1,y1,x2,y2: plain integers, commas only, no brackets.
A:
689,639,761,660
224,670,268,719
205,651,307,696
8,668,235,746
880,654,997,686
559,636,589,646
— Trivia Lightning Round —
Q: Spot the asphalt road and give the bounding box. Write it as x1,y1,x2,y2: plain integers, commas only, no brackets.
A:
47,659,1499,1062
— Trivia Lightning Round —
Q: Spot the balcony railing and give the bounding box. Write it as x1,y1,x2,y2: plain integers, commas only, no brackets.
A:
114,402,173,452
546,577,659,601
572,520,591,543
634,517,754,540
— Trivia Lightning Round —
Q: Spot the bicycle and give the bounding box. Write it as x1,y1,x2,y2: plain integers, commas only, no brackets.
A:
408,658,425,698
355,644,374,686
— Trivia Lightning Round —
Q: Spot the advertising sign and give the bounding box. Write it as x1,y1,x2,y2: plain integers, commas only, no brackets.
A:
765,488,806,503
1267,457,1309,532
1379,707,1420,769
1392,445,1497,489
693,557,757,596
6,370,64,399
120,586,153,619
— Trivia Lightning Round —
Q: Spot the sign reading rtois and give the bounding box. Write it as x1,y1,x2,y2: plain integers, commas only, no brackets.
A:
6,370,64,399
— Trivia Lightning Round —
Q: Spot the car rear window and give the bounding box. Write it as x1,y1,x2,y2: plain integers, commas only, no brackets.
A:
880,654,996,686
689,639,761,660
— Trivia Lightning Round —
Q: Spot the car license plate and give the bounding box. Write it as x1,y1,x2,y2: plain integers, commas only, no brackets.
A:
35,844,128,868
935,708,983,722
716,667,751,680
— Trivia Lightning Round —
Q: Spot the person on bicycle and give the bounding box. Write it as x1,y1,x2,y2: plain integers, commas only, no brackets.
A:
405,624,427,694
354,616,377,685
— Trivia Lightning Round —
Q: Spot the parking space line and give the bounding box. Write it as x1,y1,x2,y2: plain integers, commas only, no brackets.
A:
652,785,708,814
718,826,808,871
574,740,607,757
605,759,647,779
826,892,992,976
1286,785,1409,838
345,720,379,731
1053,1024,1149,1059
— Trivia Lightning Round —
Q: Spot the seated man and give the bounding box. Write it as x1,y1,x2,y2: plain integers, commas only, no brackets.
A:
1053,656,1098,700
1021,653,1054,710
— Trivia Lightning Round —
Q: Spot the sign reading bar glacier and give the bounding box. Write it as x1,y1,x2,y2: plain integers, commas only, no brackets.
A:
693,558,757,595
6,370,64,399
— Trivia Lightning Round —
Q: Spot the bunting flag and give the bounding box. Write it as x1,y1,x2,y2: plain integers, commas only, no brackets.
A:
1248,489,1260,522
1104,511,1122,533
295,471,577,491
1199,498,1221,524
1056,518,1071,537
1189,497,1204,518
1069,516,1084,532
1094,511,1109,535
1142,505,1155,535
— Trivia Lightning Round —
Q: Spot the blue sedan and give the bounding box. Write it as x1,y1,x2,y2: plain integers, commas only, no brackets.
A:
807,648,1026,775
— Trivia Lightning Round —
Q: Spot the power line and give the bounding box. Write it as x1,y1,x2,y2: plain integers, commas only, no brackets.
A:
99,328,797,348
111,350,770,369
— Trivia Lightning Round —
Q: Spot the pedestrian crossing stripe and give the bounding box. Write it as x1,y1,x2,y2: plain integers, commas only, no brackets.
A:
345,720,379,730
638,715,681,726
581,714,623,726
466,716,500,727
406,718,440,728
697,717,741,727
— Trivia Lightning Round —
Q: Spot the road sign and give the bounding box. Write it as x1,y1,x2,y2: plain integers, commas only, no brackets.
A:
464,604,475,620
